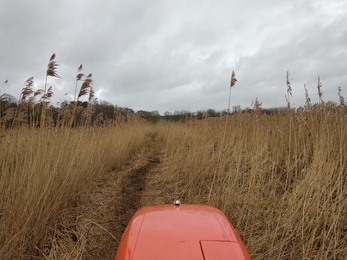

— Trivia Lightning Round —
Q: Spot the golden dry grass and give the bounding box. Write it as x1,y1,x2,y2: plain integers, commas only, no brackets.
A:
155,105,347,259
1,103,347,259
0,123,151,259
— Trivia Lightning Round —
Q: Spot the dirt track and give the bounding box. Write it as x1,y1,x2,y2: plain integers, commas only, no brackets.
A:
82,131,165,259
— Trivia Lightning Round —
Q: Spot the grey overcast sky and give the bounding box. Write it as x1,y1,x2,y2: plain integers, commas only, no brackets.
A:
0,0,346,114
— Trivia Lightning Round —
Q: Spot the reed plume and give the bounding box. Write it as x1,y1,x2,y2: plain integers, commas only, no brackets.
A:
44,53,60,98
228,71,237,113
69,73,93,127
11,77,34,127
251,97,262,112
20,77,34,102
42,86,54,101
74,64,84,102
338,86,345,106
88,86,95,103
304,84,311,109
34,89,44,99
286,71,292,97
78,73,93,100
41,53,60,127
317,76,324,103
286,71,292,109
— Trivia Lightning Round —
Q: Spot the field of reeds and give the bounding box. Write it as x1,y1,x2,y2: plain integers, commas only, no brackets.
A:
1,60,347,259
1,103,346,259
158,106,347,259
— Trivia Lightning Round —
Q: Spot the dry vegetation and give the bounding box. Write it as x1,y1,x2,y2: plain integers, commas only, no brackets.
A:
1,102,346,259
157,104,347,259
1,64,347,259
0,123,152,259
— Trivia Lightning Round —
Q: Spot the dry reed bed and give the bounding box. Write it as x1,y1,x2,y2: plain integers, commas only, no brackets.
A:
156,106,347,259
1,104,346,259
0,123,151,259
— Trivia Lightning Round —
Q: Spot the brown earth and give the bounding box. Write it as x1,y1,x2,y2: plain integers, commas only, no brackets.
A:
80,131,170,260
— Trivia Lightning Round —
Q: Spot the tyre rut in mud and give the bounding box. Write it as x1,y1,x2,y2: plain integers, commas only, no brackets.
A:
82,133,162,260
117,155,160,231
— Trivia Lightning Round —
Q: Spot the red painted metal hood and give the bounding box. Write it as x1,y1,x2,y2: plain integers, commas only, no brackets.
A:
115,204,250,260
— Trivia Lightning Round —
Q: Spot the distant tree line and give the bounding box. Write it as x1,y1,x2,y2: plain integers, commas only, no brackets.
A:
159,107,288,122
3,94,344,127
0,98,138,128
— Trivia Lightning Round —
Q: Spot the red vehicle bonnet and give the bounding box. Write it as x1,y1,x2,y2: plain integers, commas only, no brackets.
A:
115,204,250,260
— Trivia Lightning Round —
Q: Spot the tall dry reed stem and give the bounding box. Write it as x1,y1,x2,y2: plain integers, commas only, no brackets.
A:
227,70,237,113
208,71,237,201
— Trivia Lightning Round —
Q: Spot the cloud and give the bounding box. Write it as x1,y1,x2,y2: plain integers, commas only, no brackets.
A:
1,0,346,114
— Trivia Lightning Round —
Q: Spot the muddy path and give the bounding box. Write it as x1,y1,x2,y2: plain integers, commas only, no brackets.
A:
82,131,164,260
